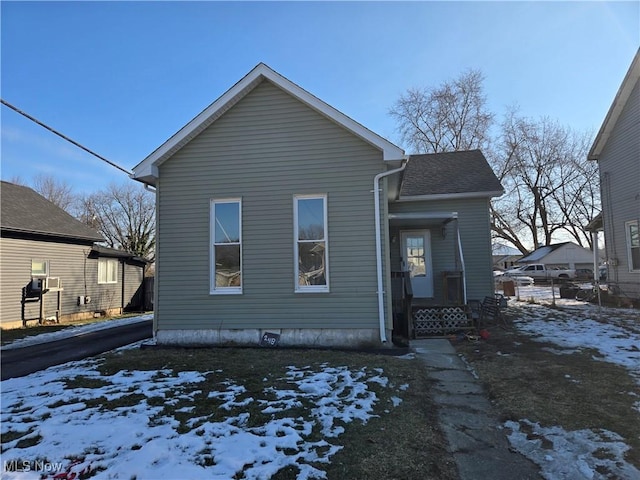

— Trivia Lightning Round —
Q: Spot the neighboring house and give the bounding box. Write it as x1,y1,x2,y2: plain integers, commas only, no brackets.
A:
587,49,640,304
0,182,148,328
132,63,503,347
516,242,595,270
492,243,522,270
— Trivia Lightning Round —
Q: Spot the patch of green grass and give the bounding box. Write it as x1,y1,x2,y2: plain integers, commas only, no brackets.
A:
65,376,112,390
15,434,42,449
1,428,35,445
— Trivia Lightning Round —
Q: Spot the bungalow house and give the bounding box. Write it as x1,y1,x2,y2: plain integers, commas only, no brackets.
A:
0,181,148,328
516,242,595,271
132,63,503,347
586,49,640,304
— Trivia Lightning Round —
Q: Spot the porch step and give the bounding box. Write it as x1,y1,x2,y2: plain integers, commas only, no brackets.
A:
412,305,473,338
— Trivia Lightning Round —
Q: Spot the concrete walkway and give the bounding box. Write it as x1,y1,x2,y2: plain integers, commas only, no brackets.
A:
412,339,541,480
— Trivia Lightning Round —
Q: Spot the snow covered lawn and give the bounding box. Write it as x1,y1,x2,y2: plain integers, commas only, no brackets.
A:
479,288,640,480
1,348,416,480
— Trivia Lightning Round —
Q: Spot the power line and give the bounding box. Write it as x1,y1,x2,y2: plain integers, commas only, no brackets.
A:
1,98,133,176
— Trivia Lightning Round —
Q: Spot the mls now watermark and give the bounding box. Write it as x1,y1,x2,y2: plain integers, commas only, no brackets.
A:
4,459,65,473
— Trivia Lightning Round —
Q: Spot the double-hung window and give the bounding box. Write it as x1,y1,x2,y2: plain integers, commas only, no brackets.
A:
98,258,118,284
211,199,242,294
626,220,640,272
294,195,328,292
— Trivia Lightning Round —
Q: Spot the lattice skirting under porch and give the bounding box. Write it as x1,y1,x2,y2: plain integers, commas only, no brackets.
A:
412,306,473,338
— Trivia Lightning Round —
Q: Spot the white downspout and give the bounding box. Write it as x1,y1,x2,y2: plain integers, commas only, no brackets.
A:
455,219,467,303
374,161,407,343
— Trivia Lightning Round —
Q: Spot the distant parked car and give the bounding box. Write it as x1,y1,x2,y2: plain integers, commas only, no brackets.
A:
575,269,594,281
495,272,534,287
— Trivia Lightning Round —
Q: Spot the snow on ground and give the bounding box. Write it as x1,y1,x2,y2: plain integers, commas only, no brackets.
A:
1,314,153,351
1,357,403,479
505,420,640,480
500,287,640,479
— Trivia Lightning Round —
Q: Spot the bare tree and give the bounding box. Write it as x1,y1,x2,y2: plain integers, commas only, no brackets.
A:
78,183,155,261
390,71,599,253
389,69,494,153
7,174,77,213
31,174,77,212
492,110,597,251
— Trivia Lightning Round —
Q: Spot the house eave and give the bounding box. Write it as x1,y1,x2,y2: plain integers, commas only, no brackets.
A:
396,190,504,202
0,227,103,244
588,49,640,161
132,63,405,183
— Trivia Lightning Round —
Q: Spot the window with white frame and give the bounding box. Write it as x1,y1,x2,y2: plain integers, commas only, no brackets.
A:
98,258,118,284
626,220,640,272
31,259,49,277
294,195,328,292
211,199,242,294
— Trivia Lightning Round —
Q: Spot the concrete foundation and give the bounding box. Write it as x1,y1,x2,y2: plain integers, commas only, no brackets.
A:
155,327,390,348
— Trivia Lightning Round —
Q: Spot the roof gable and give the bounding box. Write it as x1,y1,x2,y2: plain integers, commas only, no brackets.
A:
132,63,405,185
588,49,640,160
399,150,504,199
0,181,104,243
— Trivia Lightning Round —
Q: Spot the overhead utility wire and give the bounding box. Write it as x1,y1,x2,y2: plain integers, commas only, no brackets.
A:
1,98,133,176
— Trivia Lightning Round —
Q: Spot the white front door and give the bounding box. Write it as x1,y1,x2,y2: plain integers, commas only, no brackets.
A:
401,230,434,298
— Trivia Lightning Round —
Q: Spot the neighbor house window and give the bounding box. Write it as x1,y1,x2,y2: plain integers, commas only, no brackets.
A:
294,195,328,292
626,220,640,272
31,260,49,277
211,199,242,294
98,258,118,284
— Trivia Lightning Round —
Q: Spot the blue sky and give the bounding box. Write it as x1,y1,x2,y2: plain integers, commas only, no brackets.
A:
1,1,638,194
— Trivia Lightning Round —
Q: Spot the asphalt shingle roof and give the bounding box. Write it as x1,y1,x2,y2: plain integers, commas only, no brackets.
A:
1,181,104,242
400,150,504,197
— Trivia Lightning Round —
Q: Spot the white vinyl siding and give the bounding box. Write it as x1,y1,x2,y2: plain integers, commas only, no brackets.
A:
211,199,242,294
98,258,118,284
294,195,328,292
626,220,640,272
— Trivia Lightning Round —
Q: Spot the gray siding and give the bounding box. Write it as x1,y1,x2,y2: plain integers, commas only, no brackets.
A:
388,197,495,302
0,237,144,327
598,77,640,299
156,80,387,331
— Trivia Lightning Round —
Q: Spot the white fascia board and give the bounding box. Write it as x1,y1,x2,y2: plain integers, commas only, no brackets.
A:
397,190,504,202
132,63,405,182
389,212,458,221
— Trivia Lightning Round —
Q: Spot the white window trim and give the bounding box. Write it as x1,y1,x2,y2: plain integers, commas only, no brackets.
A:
625,220,640,273
294,194,329,293
98,258,118,284
31,259,49,277
211,198,243,295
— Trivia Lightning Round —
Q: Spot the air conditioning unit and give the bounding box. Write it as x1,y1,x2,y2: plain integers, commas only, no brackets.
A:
44,277,61,290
